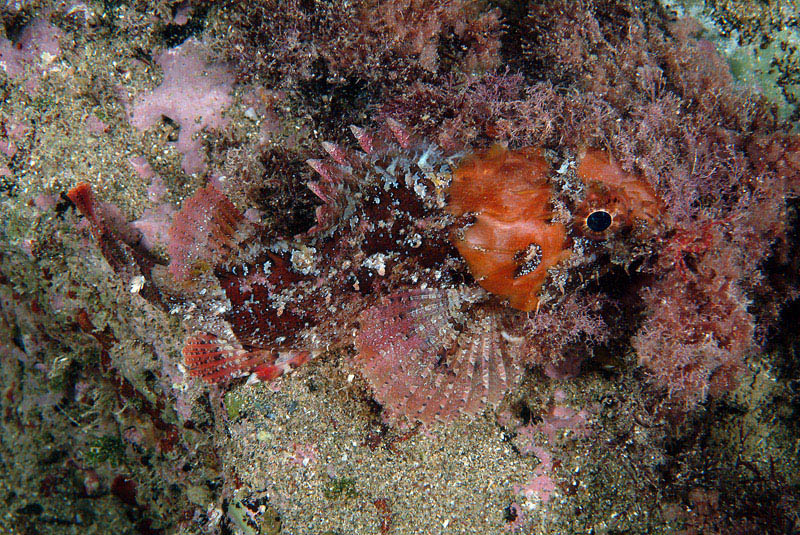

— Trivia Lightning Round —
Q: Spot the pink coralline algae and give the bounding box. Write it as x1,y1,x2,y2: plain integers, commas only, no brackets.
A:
0,19,63,93
517,404,592,448
128,38,234,175
513,446,558,505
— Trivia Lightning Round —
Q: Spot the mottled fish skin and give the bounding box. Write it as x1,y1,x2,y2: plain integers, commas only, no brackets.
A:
170,122,464,391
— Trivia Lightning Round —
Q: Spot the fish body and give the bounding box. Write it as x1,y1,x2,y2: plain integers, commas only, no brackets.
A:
168,123,663,425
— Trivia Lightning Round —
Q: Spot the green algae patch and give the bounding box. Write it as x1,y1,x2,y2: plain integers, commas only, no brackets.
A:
323,477,359,500
85,435,126,466
225,390,247,421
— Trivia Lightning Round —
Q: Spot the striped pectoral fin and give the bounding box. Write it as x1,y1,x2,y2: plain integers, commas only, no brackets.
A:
182,333,276,383
183,333,314,384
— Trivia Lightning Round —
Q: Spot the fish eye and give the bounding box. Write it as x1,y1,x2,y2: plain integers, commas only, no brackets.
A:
586,210,612,232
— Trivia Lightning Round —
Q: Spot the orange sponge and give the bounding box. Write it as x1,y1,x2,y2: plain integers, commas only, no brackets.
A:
447,146,570,311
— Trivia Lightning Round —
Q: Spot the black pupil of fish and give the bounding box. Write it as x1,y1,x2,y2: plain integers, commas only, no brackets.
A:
587,210,612,232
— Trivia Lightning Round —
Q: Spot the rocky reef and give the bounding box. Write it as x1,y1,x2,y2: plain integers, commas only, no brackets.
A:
1,1,799,534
